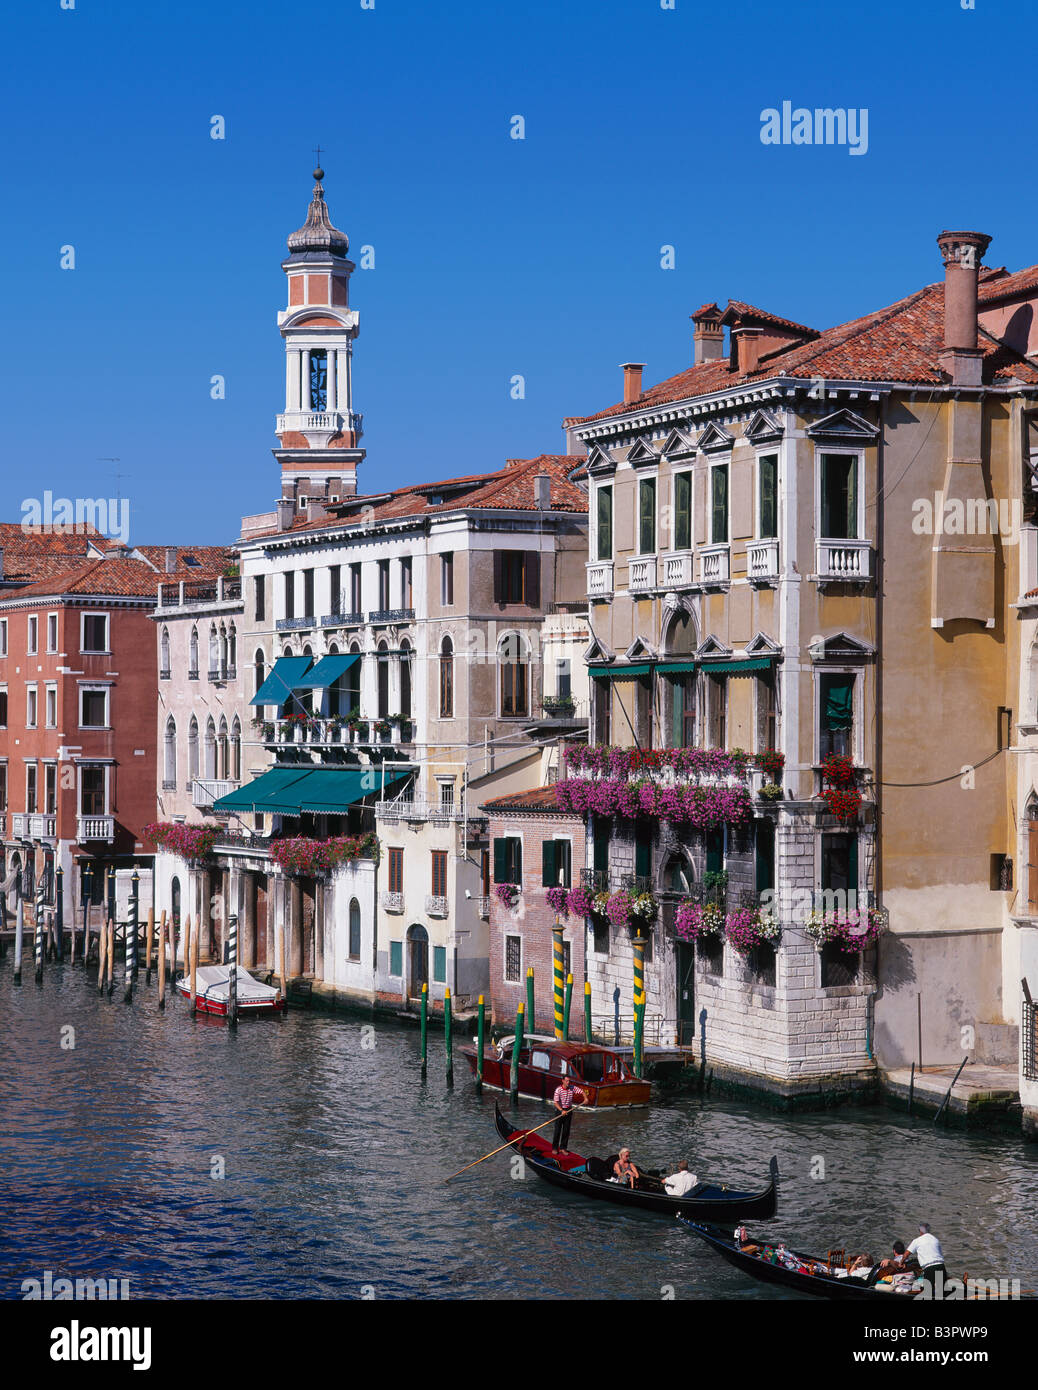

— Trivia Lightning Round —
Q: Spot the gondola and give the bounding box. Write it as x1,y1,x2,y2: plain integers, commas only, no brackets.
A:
680,1221,1033,1301
494,1104,778,1220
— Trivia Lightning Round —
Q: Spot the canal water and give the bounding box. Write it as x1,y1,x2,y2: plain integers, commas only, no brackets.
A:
1,958,1036,1301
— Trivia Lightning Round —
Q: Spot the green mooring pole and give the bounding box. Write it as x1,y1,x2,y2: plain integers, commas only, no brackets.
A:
510,1002,524,1104
563,972,573,1041
420,981,428,1078
444,987,454,1086
476,995,485,1093
526,966,535,1036
633,989,645,1079
584,980,592,1043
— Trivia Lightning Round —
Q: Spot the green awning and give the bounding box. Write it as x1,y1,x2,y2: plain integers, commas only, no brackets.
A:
292,653,359,689
699,657,773,674
213,766,315,812
214,767,411,817
250,657,313,706
604,663,652,678
657,660,698,673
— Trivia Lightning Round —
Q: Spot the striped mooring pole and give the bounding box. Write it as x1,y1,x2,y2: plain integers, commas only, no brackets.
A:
444,987,453,1085
475,995,485,1093
80,865,91,965
227,912,238,1026
632,933,646,1078
583,980,592,1043
552,927,565,1040
563,972,573,1041
106,867,116,929
525,967,535,1036
34,878,45,984
510,1002,524,1104
124,870,139,1002
13,895,24,985
55,866,64,963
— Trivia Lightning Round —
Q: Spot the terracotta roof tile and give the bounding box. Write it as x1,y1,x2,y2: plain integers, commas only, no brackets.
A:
481,785,575,813
721,299,818,337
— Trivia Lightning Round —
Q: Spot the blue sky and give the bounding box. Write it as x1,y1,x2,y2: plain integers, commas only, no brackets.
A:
1,0,1033,544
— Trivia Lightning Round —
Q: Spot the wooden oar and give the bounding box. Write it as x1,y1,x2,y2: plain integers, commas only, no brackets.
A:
444,1112,567,1183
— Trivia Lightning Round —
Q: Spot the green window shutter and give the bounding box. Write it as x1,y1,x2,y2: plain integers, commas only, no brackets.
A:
635,828,651,879
542,839,557,886
706,829,724,876
847,457,858,539
512,838,522,882
597,486,613,561
493,838,508,883
674,472,692,550
593,820,609,874
711,465,728,544
755,820,775,895
821,454,857,539
759,454,777,539
559,840,572,888
639,478,656,554
822,675,854,730
433,946,447,983
389,941,402,977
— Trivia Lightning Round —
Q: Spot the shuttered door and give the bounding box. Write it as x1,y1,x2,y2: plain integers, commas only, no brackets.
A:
1028,821,1038,910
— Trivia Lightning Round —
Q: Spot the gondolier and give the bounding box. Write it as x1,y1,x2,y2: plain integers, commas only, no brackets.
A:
907,1223,946,1294
550,1075,587,1152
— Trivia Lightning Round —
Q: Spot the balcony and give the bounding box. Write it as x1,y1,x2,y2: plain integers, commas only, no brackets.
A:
586,561,614,599
747,539,780,583
159,667,171,680
156,576,241,609
381,891,404,913
275,408,362,446
375,797,484,832
659,550,695,590
269,716,414,748
369,608,415,625
78,815,115,842
816,539,871,583
425,895,449,918
276,615,316,632
321,609,364,628
207,665,236,683
627,557,657,595
192,779,239,808
699,545,730,586
11,813,28,838
475,895,490,920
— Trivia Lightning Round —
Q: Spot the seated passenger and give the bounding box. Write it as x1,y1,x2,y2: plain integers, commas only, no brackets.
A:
613,1149,640,1188
847,1252,876,1282
663,1160,698,1196
875,1240,914,1278
773,1242,800,1270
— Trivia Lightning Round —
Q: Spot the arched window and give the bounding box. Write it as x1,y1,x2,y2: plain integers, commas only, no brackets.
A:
189,625,199,677
499,632,529,717
208,623,219,677
227,621,237,676
377,640,390,720
218,715,229,779
399,639,412,721
188,715,199,782
348,898,361,959
204,716,216,779
230,716,241,781
439,636,454,718
345,643,361,714
159,626,171,676
163,715,177,788
254,650,266,709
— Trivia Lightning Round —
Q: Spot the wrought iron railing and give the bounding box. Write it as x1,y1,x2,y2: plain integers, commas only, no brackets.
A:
1024,985,1037,1082
369,608,415,624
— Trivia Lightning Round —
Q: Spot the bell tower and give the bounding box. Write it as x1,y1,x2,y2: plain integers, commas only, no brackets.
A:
274,167,363,511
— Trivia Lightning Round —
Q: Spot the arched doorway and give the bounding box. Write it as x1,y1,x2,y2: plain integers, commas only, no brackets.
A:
662,853,696,1044
407,924,429,998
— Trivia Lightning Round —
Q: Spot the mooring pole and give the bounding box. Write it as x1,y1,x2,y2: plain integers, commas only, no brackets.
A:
584,980,592,1043
81,865,91,965
552,927,565,1040
420,981,428,1078
475,994,485,1093
105,918,115,998
190,918,198,1015
444,987,453,1085
158,905,166,1010
908,1060,916,1116
34,879,45,984
526,966,535,1037
933,1055,970,1127
145,906,155,985
55,866,64,963
13,896,23,985
96,914,106,993
227,912,238,1027
124,869,139,1001
563,972,573,1041
106,867,116,930
510,1002,524,1104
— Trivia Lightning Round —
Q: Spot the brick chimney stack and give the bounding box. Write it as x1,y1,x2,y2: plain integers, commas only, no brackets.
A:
937,229,992,386
621,362,645,405
731,325,765,375
691,304,725,364
276,498,295,531
164,547,178,573
533,473,551,510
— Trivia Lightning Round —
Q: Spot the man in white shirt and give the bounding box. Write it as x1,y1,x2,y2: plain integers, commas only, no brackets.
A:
663,1160,698,1196
907,1223,946,1294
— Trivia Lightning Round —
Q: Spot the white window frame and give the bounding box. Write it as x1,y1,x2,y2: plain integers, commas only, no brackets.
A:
26,683,38,728
25,760,38,813
593,483,614,562
79,763,109,816
709,460,732,546
80,611,110,655
815,447,865,542
79,683,111,730
814,665,862,765
42,759,58,814
44,683,57,728
0,619,7,656
544,835,574,888
636,473,659,557
27,615,38,655
497,631,531,719
440,552,455,607
503,932,523,985
46,611,59,653
754,450,780,541
0,683,6,728
670,469,693,552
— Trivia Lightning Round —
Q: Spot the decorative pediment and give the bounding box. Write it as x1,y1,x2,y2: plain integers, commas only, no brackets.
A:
697,635,734,660
808,631,876,662
659,427,697,461
806,408,879,442
625,636,657,661
584,633,615,665
744,409,783,445
586,444,617,476
745,631,783,657
625,438,660,468
695,421,735,454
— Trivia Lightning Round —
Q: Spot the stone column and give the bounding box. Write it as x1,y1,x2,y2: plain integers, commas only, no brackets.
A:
289,876,303,977
301,350,311,412
314,879,325,982
242,871,257,968
326,349,337,413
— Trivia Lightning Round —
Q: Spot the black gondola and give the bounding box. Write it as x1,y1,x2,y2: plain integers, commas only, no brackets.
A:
680,1221,1033,1301
494,1103,778,1221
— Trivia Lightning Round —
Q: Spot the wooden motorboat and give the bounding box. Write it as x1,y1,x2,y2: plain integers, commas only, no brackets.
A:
461,1036,651,1107
680,1221,1034,1301
495,1105,778,1220
175,964,284,1017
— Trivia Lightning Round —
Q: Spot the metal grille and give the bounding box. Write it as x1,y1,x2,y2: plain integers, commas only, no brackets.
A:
504,935,521,984
1024,994,1038,1082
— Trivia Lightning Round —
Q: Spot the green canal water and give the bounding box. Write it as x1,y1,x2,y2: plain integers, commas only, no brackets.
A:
1,957,1036,1300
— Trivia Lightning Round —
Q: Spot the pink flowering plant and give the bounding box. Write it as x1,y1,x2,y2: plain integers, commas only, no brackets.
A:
494,882,521,909
724,905,780,953
545,886,569,916
554,777,752,829
804,907,887,953
673,900,725,942
144,821,221,862
565,885,595,918
605,888,657,929
563,744,752,780
268,833,377,876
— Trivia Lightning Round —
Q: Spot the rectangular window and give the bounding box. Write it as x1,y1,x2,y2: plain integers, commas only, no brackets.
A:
46,613,58,653
400,557,412,609
706,673,727,749
634,674,653,747
26,763,37,813
81,613,108,653
441,553,454,606
496,551,526,603
431,849,448,898
26,686,37,728
820,673,854,759
674,471,692,550
500,655,528,717
758,453,778,539
638,478,656,554
433,945,447,984
504,936,522,984
388,846,403,894
756,670,777,753
820,453,858,539
348,905,361,959
821,832,859,901
556,659,572,701
389,940,403,977
378,559,390,611
493,836,522,884
635,825,652,882
481,849,491,896
593,676,611,745
283,572,295,622
44,763,57,815
597,486,613,561
593,920,610,956
439,781,455,811
45,685,57,728
350,563,362,613
27,616,38,654
80,766,105,815
670,674,696,748
542,839,572,888
328,566,340,617
302,568,315,617
0,689,6,727
80,687,109,728
755,820,775,896
254,575,266,623
0,619,7,656
711,464,729,544
0,763,6,811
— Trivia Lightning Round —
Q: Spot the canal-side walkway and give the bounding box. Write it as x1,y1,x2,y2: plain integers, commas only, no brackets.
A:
882,1062,1020,1125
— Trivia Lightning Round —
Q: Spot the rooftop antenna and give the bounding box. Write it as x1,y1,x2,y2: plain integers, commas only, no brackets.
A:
97,458,128,503
312,145,324,171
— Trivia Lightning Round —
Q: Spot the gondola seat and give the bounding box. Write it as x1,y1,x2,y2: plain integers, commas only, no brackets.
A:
586,1156,613,1182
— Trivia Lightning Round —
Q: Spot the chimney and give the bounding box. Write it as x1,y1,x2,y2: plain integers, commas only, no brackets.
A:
621,362,645,405
276,498,295,531
0,546,4,581
164,546,178,573
731,325,765,375
691,304,725,364
937,229,992,386
533,473,551,511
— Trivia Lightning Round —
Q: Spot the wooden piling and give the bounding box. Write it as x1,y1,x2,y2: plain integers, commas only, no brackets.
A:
510,1002,524,1103
563,973,573,1041
145,907,155,984
190,919,198,1015
526,967,535,1035
55,866,64,963
908,1060,915,1116
80,865,91,964
419,981,428,1077
277,916,287,1008
96,913,106,992
13,897,23,984
157,909,166,1010
105,919,115,998
444,987,453,1085
475,995,485,1092
583,980,592,1043
551,928,565,1040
